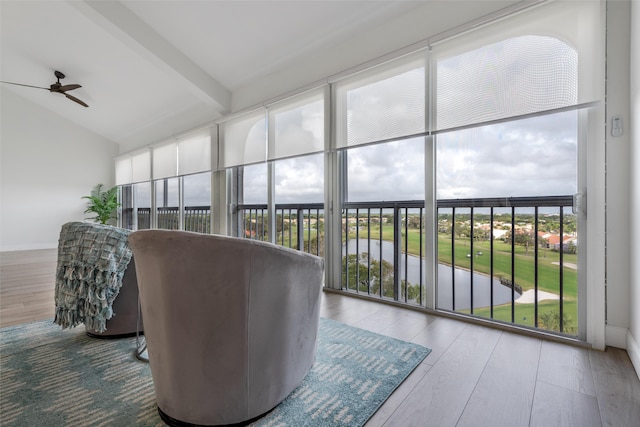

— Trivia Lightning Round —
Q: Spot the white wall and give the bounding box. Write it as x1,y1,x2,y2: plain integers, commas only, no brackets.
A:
628,0,640,378
605,1,632,348
0,87,118,251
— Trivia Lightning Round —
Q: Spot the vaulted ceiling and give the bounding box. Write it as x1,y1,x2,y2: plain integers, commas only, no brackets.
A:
0,1,517,152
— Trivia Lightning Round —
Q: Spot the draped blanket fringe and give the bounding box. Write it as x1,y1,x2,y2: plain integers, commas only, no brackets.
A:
54,222,132,333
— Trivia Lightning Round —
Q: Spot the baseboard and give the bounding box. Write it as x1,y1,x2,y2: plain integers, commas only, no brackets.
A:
0,243,57,252
627,330,640,381
605,324,628,349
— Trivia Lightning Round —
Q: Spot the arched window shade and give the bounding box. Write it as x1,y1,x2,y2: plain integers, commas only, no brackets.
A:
431,0,602,132
435,35,578,131
335,53,426,149
219,109,267,168
178,131,212,176
153,142,178,180
268,88,326,160
115,150,150,185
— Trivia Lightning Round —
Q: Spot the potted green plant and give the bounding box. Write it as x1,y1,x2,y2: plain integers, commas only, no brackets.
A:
82,184,120,224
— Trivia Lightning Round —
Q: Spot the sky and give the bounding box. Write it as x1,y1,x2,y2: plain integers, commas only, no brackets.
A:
435,110,577,200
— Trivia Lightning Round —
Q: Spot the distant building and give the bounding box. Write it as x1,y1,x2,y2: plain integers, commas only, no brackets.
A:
492,229,509,239
541,232,577,252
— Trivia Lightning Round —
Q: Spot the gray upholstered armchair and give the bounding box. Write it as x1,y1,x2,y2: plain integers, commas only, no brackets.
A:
128,230,325,426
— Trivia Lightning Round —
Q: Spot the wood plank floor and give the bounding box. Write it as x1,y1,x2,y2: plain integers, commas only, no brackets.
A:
2,249,640,426
0,249,57,328
322,294,640,427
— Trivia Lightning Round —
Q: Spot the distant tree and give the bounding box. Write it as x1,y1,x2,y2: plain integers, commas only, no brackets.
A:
305,233,325,257
563,216,577,234
455,223,470,245
564,243,577,254
539,310,576,335
407,215,422,229
275,214,290,233
438,217,452,234
342,254,394,297
473,227,490,242
404,280,423,303
514,230,535,255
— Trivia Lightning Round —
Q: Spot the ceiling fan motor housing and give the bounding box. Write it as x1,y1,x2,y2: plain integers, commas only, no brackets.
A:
50,71,65,91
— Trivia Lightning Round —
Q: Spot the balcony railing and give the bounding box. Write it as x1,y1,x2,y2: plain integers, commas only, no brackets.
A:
184,206,211,234
122,206,211,234
236,203,324,257
157,207,179,230
342,201,425,305
137,208,150,230
437,196,576,335
239,196,577,336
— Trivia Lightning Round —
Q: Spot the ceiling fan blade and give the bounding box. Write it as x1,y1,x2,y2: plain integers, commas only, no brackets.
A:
57,84,81,92
0,81,49,91
65,93,89,108
3,73,89,107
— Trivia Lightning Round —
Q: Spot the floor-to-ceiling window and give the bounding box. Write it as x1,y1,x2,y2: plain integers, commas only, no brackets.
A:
436,111,580,335
235,154,324,253
132,182,151,229
273,154,324,255
116,150,151,230
343,138,426,303
183,172,211,234
116,1,602,340
334,53,427,303
117,131,212,233
237,162,268,240
154,177,179,230
229,88,326,255
428,5,601,336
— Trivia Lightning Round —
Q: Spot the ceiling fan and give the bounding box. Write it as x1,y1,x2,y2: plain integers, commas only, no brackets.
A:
1,70,89,107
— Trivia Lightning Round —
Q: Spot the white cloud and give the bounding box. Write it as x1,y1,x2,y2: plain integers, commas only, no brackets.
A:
243,163,268,204
275,154,324,204
347,138,425,202
183,172,211,206
436,110,578,199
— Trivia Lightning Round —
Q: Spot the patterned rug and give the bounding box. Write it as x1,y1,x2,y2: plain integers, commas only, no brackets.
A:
0,317,430,426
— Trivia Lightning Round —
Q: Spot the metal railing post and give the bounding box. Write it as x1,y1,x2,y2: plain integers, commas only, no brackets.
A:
393,204,400,301
297,208,305,251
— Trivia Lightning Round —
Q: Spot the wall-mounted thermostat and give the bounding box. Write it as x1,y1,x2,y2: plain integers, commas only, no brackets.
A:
612,115,623,137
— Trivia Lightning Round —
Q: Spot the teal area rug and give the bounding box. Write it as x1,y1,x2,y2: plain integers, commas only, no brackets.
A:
0,318,430,426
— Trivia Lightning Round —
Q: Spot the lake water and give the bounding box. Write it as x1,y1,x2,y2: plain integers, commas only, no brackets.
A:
344,239,520,310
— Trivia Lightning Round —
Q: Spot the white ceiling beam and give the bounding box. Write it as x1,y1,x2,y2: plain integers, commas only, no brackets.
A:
70,0,230,114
